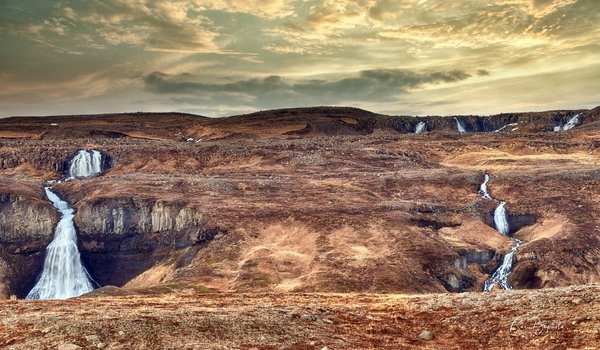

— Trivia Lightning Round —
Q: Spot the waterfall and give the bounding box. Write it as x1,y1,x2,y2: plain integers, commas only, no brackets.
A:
414,121,427,134
554,113,581,132
478,174,509,234
477,173,523,291
26,149,105,299
26,187,95,299
479,173,492,200
494,201,510,235
454,118,466,133
562,113,581,131
69,149,103,178
483,239,522,291
494,123,517,133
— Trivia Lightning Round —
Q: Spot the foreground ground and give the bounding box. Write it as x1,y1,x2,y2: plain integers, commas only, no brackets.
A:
1,284,599,350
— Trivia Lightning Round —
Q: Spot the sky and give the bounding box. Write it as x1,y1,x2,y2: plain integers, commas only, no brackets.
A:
0,0,598,117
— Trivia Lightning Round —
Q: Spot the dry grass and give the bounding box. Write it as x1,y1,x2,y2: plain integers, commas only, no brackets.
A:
1,284,599,349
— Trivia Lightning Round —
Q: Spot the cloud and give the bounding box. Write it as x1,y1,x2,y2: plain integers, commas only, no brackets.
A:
0,0,597,117
143,68,472,108
194,0,295,19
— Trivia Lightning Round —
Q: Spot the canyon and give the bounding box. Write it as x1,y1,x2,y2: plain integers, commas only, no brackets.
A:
1,106,600,348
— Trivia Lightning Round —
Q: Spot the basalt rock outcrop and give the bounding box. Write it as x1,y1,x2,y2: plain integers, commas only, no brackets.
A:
0,187,56,297
73,197,214,286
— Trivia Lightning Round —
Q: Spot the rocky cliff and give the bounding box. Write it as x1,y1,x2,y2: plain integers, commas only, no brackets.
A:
73,196,216,287
0,183,56,297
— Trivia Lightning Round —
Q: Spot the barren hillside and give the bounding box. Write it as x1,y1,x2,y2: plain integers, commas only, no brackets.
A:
1,106,599,348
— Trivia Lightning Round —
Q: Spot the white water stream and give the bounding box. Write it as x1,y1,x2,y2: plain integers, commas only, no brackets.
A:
479,173,492,200
478,173,521,291
454,118,466,133
26,187,96,299
26,149,103,299
554,113,581,132
414,121,427,134
483,239,522,291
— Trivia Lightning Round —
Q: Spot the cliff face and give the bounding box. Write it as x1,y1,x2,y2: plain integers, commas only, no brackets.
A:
0,189,56,298
74,198,205,245
73,196,216,287
0,192,55,249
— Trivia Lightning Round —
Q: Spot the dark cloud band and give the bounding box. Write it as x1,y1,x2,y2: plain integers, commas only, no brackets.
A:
143,69,471,107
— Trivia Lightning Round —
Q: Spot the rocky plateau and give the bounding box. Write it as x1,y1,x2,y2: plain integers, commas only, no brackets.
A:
1,106,600,348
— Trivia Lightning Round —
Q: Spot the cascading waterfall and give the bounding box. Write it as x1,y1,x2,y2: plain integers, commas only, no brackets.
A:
454,118,466,133
414,121,427,134
493,201,510,236
478,173,521,291
554,113,581,132
69,149,102,178
26,188,96,299
27,149,104,300
479,173,492,200
483,239,522,291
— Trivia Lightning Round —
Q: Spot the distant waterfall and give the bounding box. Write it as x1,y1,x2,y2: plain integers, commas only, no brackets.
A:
69,149,103,178
414,121,427,134
483,240,522,291
26,187,95,299
27,149,105,300
554,113,581,132
478,173,521,291
479,173,492,200
494,201,510,235
454,118,466,133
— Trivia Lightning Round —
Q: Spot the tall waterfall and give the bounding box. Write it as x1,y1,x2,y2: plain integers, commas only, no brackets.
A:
554,113,581,132
27,149,104,299
26,187,95,299
454,118,466,133
69,149,102,178
414,121,427,134
494,201,510,235
483,239,522,291
479,173,492,200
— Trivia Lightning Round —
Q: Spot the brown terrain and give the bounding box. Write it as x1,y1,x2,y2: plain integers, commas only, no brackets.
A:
1,106,600,349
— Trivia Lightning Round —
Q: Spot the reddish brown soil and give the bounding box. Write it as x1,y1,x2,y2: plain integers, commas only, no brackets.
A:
1,284,598,350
